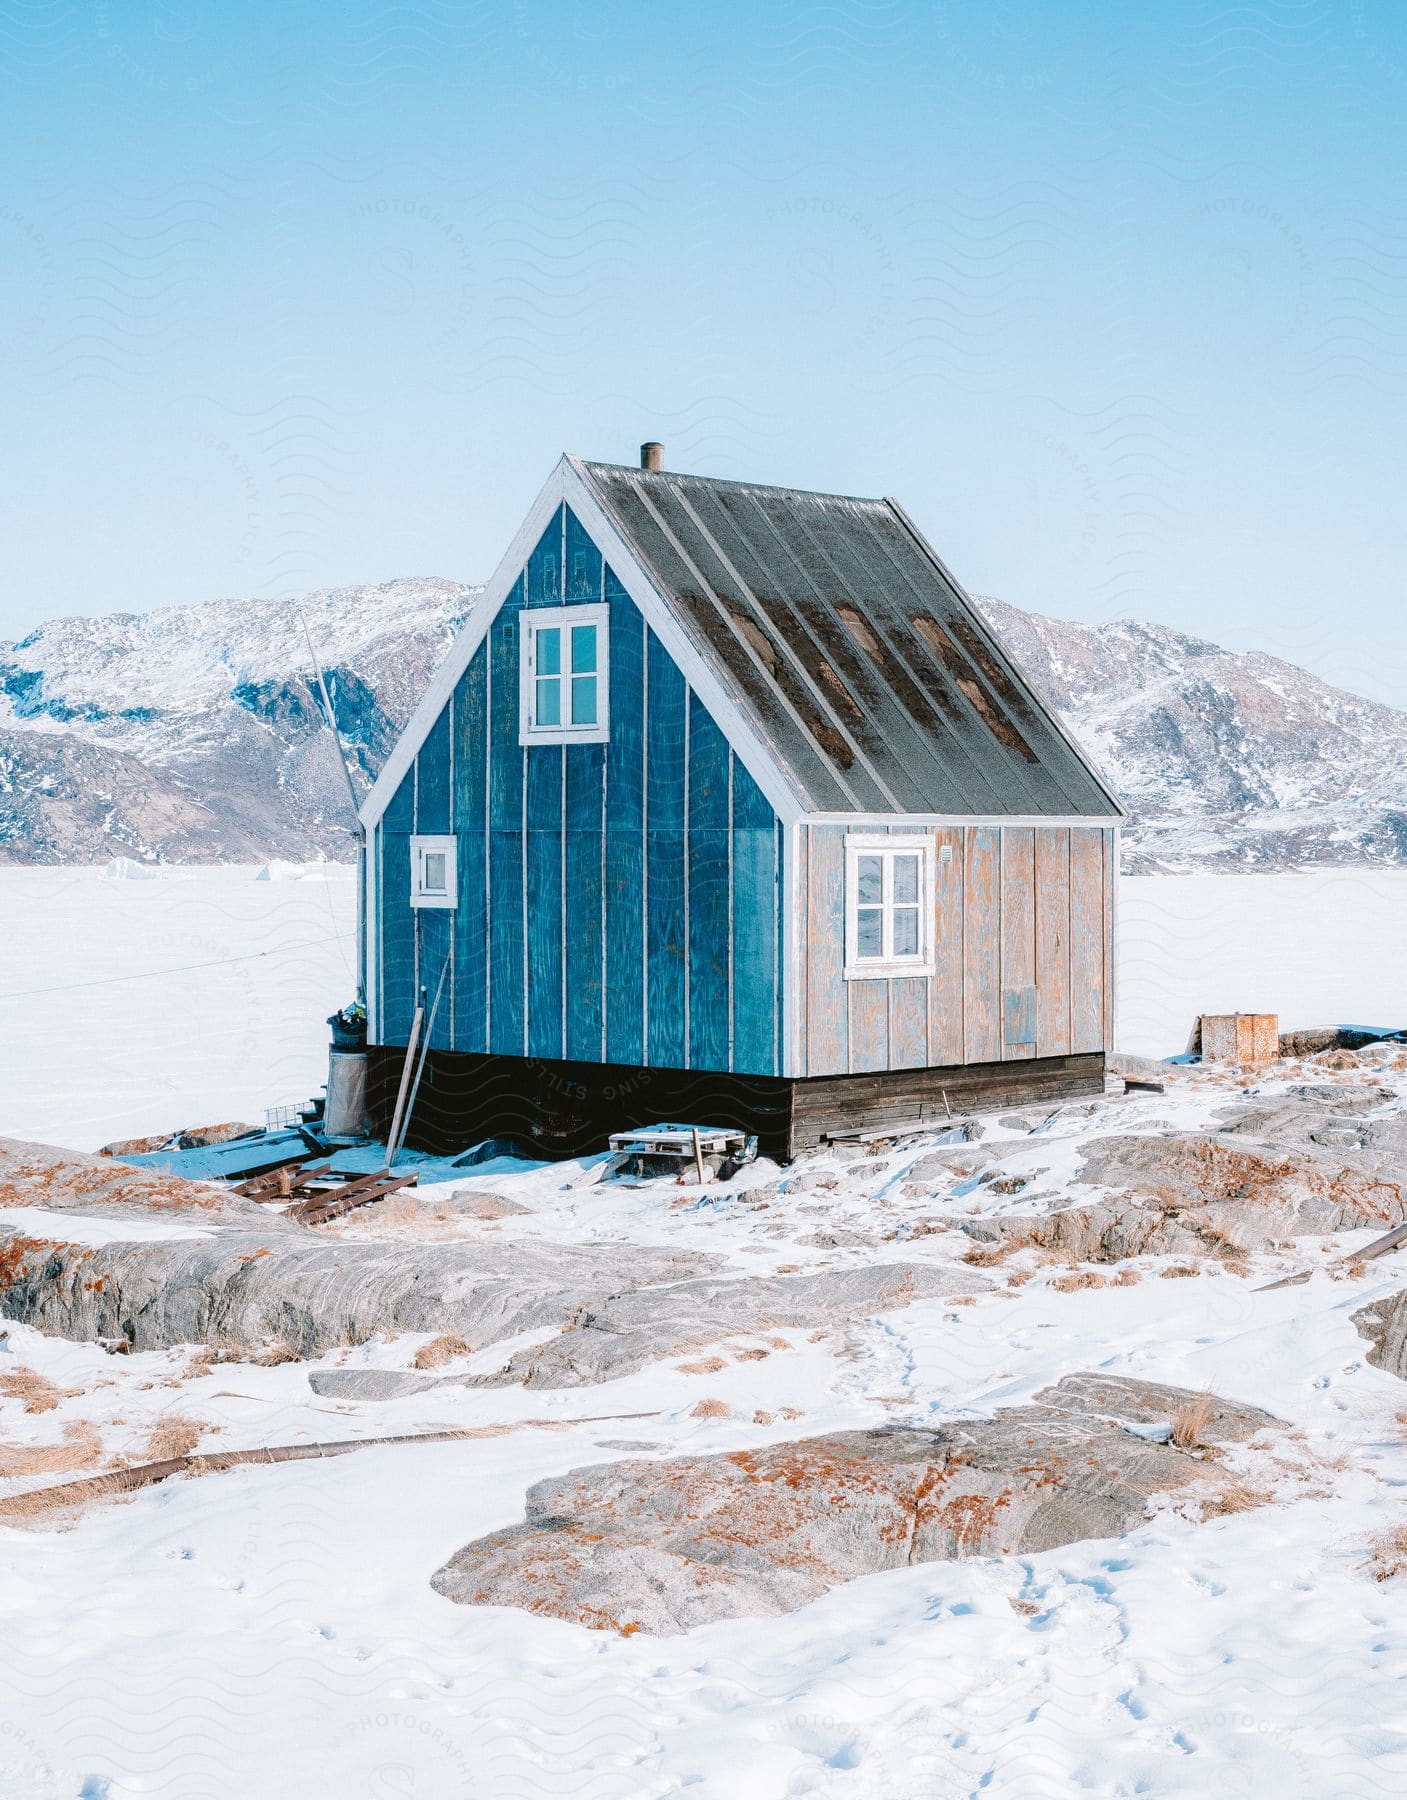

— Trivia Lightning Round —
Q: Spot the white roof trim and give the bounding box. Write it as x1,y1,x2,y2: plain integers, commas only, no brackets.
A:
362,456,809,832
359,462,570,829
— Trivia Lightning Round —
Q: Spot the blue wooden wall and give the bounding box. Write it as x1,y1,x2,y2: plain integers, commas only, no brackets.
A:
374,504,784,1077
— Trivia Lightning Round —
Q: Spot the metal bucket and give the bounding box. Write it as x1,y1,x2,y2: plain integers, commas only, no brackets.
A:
324,1051,370,1140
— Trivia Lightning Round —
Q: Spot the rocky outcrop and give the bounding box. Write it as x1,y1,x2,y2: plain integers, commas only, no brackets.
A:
1354,1289,1407,1381
0,1139,981,1372
309,1262,988,1399
431,1374,1284,1634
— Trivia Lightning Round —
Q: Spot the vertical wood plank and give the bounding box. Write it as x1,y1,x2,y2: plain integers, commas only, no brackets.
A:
793,823,809,1077
687,696,730,1071
526,508,565,608
564,743,605,1061
929,826,964,1066
379,828,414,1045
646,631,686,1068
416,706,451,833
451,645,488,1054
731,756,777,1076
1000,827,1036,1060
525,744,563,1060
1036,828,1072,1057
963,826,1001,1062
488,588,524,1055
1104,826,1116,1051
604,584,644,1067
1070,826,1106,1053
564,504,603,601
805,824,847,1076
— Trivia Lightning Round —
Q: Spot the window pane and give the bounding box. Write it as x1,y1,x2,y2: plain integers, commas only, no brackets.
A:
536,677,561,725
857,855,883,904
571,674,597,725
423,852,446,893
570,623,597,673
536,627,561,675
893,855,920,905
893,906,919,958
856,907,883,958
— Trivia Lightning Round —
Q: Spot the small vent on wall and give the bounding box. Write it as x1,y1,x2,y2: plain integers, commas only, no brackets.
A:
1003,986,1038,1047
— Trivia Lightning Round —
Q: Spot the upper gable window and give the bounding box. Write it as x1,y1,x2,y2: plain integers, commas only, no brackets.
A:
519,603,610,745
843,833,935,979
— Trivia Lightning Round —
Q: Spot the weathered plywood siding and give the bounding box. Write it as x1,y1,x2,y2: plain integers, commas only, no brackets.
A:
795,823,1114,1078
374,505,784,1075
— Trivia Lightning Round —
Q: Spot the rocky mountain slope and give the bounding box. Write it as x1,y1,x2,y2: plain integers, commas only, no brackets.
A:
980,599,1407,871
1,579,1403,871
0,579,477,863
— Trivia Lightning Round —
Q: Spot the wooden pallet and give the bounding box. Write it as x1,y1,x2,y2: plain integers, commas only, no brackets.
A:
285,1167,418,1227
231,1156,418,1224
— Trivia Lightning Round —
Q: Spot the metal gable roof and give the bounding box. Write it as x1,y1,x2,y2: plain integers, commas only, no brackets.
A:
578,460,1122,820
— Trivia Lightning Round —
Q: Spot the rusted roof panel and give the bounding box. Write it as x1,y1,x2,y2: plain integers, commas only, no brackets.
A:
580,461,1121,819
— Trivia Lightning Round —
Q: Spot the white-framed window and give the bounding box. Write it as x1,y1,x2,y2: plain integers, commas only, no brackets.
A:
844,833,935,979
410,834,457,909
519,603,610,744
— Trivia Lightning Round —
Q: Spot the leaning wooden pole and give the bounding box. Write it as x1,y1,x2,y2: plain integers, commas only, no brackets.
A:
384,1003,423,1172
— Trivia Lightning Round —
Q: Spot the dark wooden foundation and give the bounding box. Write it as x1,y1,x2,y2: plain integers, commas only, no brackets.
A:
367,1048,1106,1162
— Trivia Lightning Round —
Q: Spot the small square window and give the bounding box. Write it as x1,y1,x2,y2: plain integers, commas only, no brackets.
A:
519,603,610,744
844,834,935,979
411,835,457,909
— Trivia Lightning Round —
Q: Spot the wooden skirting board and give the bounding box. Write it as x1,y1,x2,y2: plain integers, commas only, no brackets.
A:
366,1047,1106,1163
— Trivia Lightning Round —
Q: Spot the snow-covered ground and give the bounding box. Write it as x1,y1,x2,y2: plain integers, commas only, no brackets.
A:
2,867,1406,1798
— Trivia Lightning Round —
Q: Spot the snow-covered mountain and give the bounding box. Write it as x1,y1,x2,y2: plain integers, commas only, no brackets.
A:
2,579,1404,871
0,579,478,864
979,599,1407,872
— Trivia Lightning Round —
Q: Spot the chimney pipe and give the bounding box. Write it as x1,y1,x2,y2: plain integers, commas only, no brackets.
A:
640,441,663,472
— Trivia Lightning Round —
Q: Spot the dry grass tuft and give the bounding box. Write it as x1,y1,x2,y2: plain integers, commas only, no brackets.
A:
250,1342,301,1367
1049,1270,1106,1292
0,1368,78,1414
413,1334,473,1371
143,1415,204,1461
731,1347,770,1363
376,1191,422,1229
1112,1268,1142,1287
1200,1481,1273,1518
1366,1523,1407,1582
0,1419,103,1479
676,1356,727,1376
1160,1264,1201,1280
689,1398,733,1420
963,1242,1014,1268
1171,1389,1216,1451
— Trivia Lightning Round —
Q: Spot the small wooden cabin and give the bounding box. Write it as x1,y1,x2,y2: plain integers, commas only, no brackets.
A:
360,449,1122,1159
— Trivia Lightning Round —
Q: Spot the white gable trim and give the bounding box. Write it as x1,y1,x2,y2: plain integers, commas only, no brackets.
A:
359,463,569,829
361,455,808,832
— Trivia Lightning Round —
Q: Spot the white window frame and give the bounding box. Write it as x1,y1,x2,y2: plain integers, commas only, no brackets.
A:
410,834,457,909
844,832,935,980
518,603,610,745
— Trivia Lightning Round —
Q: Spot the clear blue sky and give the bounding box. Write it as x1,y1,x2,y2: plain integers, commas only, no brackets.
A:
2,2,1405,703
